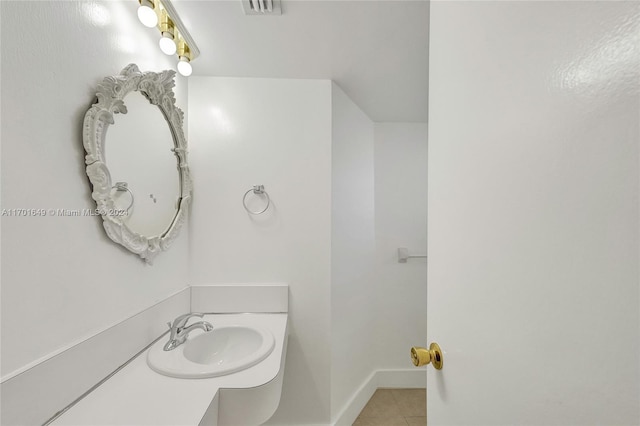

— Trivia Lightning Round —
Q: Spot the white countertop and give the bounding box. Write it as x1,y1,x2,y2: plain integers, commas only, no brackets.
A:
52,313,288,426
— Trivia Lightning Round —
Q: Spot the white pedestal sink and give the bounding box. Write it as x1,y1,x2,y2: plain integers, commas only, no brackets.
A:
147,325,275,379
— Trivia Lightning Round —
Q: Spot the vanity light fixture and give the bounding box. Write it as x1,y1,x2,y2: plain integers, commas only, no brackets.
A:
137,0,158,27
177,39,193,77
134,0,200,76
158,10,177,55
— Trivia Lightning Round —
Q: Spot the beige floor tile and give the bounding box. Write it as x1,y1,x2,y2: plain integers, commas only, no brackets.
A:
391,389,427,417
353,415,409,426
370,389,397,405
354,388,427,426
358,389,402,417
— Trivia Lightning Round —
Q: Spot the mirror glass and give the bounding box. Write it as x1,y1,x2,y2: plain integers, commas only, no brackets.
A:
106,92,180,236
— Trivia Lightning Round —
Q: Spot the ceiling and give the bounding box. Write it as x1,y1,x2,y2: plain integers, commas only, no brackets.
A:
173,0,429,122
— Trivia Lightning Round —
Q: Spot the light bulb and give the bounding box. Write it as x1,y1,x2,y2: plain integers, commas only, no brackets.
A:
159,34,177,55
177,57,192,77
137,1,158,28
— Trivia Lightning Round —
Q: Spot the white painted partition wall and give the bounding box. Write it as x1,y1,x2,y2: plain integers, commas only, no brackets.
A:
330,83,377,422
374,123,428,369
188,77,333,425
427,2,639,425
188,78,421,425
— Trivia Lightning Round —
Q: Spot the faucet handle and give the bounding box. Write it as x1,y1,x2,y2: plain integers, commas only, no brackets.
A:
171,312,205,329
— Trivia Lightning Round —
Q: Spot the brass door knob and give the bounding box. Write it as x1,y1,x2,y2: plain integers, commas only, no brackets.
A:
411,342,443,370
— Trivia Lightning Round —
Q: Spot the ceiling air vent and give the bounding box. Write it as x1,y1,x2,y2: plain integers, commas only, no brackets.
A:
241,0,282,15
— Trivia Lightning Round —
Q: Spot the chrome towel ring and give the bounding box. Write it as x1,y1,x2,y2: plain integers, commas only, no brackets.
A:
113,182,134,213
243,185,270,215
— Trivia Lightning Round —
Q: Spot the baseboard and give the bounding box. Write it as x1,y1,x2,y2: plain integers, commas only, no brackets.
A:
331,368,426,426
332,371,378,426
377,368,426,388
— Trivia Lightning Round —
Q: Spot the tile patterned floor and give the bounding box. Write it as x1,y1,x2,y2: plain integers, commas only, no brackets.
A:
353,388,426,426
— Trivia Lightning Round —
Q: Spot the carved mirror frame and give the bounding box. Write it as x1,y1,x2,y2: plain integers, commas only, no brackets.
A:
83,64,192,263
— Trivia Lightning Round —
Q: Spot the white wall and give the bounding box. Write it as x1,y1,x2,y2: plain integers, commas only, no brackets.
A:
188,77,333,425
330,83,376,420
427,1,639,424
1,0,188,403
374,123,427,369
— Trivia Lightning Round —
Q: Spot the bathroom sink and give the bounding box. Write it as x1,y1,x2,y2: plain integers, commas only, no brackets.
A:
147,325,275,379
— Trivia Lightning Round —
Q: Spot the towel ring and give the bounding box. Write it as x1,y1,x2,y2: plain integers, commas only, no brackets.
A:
113,182,134,213
243,185,270,215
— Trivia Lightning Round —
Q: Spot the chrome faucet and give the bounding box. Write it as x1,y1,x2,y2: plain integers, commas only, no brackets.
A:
163,312,213,351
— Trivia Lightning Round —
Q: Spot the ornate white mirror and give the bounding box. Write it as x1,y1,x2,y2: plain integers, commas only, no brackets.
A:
83,64,191,263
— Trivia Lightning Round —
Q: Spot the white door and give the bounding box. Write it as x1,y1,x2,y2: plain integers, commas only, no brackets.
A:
426,2,639,425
